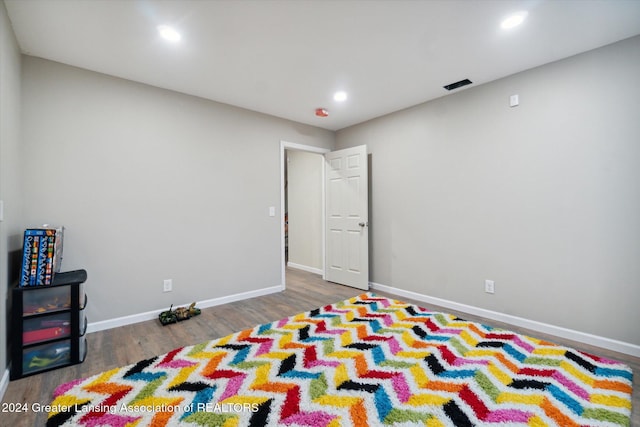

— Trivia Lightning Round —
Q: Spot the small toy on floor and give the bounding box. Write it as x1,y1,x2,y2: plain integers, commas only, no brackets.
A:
158,302,201,326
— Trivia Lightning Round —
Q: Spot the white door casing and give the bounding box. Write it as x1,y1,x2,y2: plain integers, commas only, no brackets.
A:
324,145,369,290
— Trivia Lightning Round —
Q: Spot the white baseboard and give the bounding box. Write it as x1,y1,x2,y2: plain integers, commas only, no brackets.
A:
87,285,284,334
370,282,640,358
0,367,9,403
287,262,323,276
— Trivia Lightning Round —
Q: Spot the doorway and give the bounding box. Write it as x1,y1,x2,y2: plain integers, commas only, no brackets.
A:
280,141,370,291
285,150,324,274
280,141,329,287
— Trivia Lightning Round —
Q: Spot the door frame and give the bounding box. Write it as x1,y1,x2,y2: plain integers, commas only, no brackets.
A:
280,140,330,288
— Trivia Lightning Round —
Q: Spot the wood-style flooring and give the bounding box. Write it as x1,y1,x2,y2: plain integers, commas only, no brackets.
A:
2,267,638,426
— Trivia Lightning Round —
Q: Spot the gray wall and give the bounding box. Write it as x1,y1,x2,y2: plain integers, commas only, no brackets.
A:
287,150,323,271
336,35,640,345
20,57,335,323
0,1,24,382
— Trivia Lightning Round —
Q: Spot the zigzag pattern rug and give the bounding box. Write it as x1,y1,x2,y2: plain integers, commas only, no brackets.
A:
47,293,633,426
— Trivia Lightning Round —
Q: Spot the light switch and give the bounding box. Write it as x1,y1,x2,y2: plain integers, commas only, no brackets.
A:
269,206,276,217
510,94,519,107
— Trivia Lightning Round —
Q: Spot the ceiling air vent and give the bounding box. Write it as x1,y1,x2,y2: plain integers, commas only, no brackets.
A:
443,79,473,91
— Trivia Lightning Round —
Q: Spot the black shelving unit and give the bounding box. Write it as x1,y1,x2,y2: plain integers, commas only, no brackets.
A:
10,269,88,380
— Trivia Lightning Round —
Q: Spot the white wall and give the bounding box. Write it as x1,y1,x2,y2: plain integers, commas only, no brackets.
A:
0,1,24,388
287,150,323,272
336,35,640,346
21,57,335,324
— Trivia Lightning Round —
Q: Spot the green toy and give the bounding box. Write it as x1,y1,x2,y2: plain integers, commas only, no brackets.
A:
158,302,200,326
159,304,177,325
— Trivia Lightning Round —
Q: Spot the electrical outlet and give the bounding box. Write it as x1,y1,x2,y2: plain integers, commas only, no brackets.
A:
485,280,495,294
163,279,172,292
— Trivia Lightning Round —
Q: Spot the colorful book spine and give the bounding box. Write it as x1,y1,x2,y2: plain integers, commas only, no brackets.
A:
20,234,33,286
44,229,56,284
29,235,39,285
36,233,49,285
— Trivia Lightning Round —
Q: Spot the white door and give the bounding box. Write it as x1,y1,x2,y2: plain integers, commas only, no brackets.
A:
325,145,369,290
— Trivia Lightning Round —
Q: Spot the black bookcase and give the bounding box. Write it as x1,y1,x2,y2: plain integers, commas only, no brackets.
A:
10,269,88,380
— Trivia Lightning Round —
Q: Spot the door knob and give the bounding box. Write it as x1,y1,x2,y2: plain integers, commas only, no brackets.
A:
358,222,368,227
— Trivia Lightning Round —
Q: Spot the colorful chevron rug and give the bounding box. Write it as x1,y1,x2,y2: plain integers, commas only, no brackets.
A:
47,293,633,426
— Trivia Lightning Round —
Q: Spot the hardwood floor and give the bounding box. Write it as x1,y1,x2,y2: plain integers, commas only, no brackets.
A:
2,267,638,426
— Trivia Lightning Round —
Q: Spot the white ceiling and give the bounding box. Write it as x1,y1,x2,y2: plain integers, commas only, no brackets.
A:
5,0,640,131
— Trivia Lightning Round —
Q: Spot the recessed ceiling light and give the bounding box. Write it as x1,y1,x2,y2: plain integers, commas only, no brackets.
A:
333,91,348,102
157,25,181,42
501,11,528,29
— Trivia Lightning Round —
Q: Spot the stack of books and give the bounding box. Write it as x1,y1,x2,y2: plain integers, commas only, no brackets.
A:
20,226,64,287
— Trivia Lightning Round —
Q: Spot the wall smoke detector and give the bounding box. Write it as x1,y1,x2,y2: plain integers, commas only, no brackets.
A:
315,108,329,117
